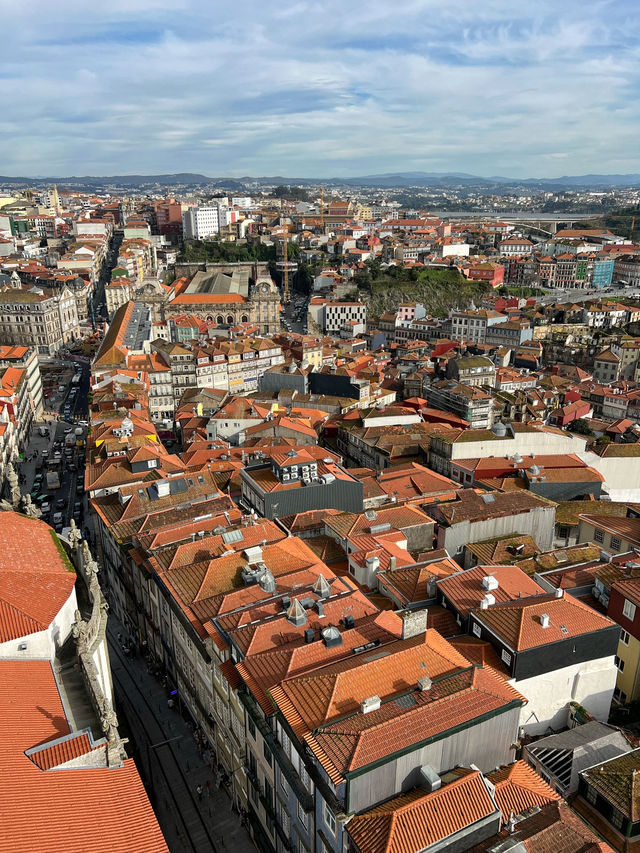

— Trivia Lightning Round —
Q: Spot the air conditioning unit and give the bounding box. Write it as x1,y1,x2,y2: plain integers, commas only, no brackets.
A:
282,473,290,481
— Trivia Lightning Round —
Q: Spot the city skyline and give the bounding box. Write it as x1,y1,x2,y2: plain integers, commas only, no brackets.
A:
3,0,639,178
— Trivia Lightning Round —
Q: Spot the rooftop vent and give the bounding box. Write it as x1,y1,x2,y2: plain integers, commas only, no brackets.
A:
370,522,391,535
312,574,332,599
419,765,441,793
360,695,381,715
480,593,495,609
259,570,277,594
343,614,355,630
481,493,495,504
540,613,550,628
321,626,343,649
418,676,432,691
554,587,564,598
287,598,307,627
244,546,263,565
482,575,499,592
364,509,378,522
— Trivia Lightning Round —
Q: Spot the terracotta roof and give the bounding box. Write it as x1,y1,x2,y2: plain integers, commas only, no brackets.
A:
271,631,524,782
0,659,167,852
438,565,544,618
488,760,560,820
473,592,615,651
347,771,498,853
376,557,461,606
0,513,76,643
578,514,640,547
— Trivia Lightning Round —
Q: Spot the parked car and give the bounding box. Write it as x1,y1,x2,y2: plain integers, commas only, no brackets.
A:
41,500,51,514
76,482,84,494
52,511,63,525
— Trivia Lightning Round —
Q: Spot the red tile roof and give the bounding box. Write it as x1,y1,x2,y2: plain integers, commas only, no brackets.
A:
488,760,560,820
0,659,167,852
438,564,544,618
472,592,615,651
347,771,498,853
271,630,524,783
0,513,76,643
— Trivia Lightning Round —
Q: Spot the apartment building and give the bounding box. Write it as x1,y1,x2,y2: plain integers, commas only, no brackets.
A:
449,309,504,344
0,344,43,417
428,380,495,429
182,204,230,239
322,301,367,335
105,276,133,320
0,285,80,355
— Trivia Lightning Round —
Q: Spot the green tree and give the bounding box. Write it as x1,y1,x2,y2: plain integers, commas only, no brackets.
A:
570,418,594,436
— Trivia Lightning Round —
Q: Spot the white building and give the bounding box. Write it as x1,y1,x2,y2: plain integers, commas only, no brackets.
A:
182,204,230,240
323,301,367,334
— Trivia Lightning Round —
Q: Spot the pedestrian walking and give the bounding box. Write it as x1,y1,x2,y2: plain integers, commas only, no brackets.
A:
167,697,175,711
206,780,211,798
196,784,203,801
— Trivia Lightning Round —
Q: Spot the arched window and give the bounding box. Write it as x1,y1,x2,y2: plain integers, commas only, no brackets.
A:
217,315,224,324
227,315,234,324
206,315,213,323
241,315,249,323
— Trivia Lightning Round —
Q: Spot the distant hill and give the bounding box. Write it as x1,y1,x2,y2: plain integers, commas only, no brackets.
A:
0,173,213,187
1,171,640,190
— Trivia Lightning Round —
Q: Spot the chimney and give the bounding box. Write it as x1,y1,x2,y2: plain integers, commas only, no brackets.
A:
401,609,428,639
418,676,432,691
156,479,171,497
482,575,499,591
304,628,315,644
555,587,564,598
540,613,550,628
389,555,397,570
360,695,381,715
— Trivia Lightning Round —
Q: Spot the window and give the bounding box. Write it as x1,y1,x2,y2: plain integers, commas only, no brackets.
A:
323,801,337,836
501,649,512,666
279,805,291,836
263,741,272,766
621,629,630,646
594,529,604,543
248,717,256,740
586,785,598,805
264,780,273,811
472,622,481,638
610,537,621,551
615,656,625,672
611,808,624,830
623,599,637,621
280,772,290,796
297,801,308,830
614,687,628,704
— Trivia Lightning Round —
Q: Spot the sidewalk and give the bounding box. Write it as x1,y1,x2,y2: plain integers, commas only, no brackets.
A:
106,617,255,853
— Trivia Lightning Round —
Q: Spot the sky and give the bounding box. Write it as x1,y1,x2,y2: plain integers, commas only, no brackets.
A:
1,0,639,178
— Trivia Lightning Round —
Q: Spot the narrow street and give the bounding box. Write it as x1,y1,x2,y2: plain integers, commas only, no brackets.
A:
106,617,255,853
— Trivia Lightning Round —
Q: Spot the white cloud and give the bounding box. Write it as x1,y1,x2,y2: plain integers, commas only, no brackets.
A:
1,0,639,176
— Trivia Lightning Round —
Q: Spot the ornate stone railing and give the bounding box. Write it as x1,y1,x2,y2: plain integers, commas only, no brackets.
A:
66,525,126,766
